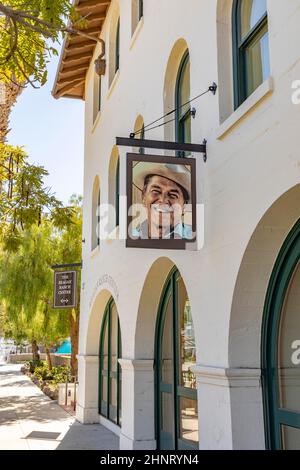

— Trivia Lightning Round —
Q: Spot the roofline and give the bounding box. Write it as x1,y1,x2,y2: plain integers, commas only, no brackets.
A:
52,0,80,99
52,0,110,100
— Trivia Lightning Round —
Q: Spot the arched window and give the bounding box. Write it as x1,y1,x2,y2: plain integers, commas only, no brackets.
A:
139,123,145,155
175,52,191,146
99,298,122,426
233,0,270,108
93,72,101,123
115,18,120,74
91,177,100,250
109,14,120,87
263,220,300,449
155,269,198,450
139,0,143,20
115,157,120,227
133,115,145,155
108,147,120,233
132,0,143,34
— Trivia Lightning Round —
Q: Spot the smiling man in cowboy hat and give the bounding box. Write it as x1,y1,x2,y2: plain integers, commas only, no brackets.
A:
132,161,193,240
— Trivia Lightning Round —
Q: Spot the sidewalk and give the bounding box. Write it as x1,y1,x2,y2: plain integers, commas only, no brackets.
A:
0,363,119,450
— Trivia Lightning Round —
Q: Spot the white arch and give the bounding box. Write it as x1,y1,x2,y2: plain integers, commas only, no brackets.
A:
134,256,197,361
229,184,300,369
163,38,190,143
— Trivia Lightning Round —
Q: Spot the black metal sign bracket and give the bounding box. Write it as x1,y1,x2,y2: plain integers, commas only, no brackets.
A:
51,262,82,270
116,137,208,163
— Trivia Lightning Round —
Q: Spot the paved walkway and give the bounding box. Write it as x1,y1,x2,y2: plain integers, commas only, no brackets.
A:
0,363,119,450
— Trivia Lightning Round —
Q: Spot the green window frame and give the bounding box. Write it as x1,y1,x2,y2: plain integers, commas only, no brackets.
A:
139,0,143,20
175,51,191,156
93,73,101,123
115,158,120,227
97,188,100,246
98,75,102,113
115,19,120,74
155,268,198,450
262,219,300,449
139,123,145,155
98,298,122,426
232,0,270,108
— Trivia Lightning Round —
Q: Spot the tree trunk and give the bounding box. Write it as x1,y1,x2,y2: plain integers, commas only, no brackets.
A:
31,339,40,361
69,308,79,379
45,347,52,370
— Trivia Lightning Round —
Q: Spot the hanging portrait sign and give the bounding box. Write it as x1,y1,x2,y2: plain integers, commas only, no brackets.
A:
126,153,197,250
53,270,78,309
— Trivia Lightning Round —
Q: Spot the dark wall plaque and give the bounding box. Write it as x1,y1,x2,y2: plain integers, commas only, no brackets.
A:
53,270,77,309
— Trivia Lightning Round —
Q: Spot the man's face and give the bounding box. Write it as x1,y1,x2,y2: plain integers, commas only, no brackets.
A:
142,175,186,237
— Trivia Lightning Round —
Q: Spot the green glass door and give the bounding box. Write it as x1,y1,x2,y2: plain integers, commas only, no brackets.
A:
155,270,198,450
263,220,300,449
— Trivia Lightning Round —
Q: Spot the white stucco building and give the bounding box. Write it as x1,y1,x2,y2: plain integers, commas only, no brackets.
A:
53,0,300,450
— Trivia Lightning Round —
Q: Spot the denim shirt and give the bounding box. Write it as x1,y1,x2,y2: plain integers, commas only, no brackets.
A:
131,221,194,240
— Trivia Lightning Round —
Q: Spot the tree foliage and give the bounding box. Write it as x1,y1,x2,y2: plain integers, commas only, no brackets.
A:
0,195,82,373
0,143,75,250
0,0,96,87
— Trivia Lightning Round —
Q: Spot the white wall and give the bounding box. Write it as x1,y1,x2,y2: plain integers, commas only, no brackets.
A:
77,0,300,450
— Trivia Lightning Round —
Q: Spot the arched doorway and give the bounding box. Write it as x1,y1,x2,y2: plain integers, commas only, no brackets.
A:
155,268,198,450
263,219,300,449
98,297,122,426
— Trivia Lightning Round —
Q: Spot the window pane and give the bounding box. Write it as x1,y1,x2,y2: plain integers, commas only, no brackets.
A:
161,392,174,436
110,303,118,372
278,261,300,413
179,58,190,119
102,318,109,370
245,27,270,97
139,0,143,20
179,397,199,444
161,293,173,384
181,114,191,145
115,20,120,73
281,425,300,450
241,0,267,38
101,375,108,412
115,159,120,226
110,378,118,423
177,277,196,389
93,73,100,122
118,373,122,426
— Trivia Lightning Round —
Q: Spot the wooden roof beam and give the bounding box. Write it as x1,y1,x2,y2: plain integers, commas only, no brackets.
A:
70,26,101,37
65,40,95,52
55,79,85,99
60,64,89,75
57,72,86,87
59,70,88,81
76,0,110,12
62,58,90,70
68,30,101,45
83,12,106,22
61,52,92,64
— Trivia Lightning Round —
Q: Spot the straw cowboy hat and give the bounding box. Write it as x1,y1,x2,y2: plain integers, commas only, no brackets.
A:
133,161,191,202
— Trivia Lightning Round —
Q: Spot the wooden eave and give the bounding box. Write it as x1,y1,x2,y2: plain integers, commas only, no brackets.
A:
52,0,111,100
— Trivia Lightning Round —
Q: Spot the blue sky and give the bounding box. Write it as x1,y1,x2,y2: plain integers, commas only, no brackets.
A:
8,50,84,205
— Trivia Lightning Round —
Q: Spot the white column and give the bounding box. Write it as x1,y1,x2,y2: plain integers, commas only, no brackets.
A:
76,354,99,424
194,365,265,450
118,359,156,450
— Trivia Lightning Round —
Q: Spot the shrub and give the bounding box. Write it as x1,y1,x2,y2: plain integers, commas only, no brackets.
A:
33,363,55,381
32,363,70,384
27,359,44,374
